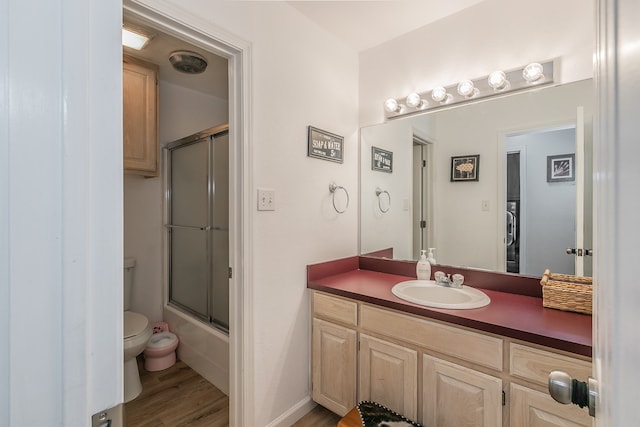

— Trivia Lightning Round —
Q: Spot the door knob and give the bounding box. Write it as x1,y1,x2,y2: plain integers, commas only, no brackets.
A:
566,248,576,255
548,370,598,417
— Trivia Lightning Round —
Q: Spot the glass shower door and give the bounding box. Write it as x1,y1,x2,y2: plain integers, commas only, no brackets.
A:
167,127,230,332
169,138,210,319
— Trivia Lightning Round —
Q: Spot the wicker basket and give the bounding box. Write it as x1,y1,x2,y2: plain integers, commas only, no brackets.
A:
540,269,592,314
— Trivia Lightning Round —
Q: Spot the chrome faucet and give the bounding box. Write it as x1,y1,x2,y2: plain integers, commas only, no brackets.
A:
434,271,464,289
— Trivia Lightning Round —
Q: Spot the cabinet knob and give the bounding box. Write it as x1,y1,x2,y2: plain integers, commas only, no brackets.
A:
548,370,598,417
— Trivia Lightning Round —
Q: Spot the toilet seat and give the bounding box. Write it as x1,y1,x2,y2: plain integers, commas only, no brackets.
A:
144,331,179,372
146,332,178,348
124,311,150,339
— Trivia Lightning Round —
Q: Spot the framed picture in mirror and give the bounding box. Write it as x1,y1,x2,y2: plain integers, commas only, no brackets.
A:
547,153,575,182
451,154,480,182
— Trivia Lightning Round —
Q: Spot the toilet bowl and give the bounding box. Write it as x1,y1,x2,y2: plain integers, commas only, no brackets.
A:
123,310,152,402
144,331,179,372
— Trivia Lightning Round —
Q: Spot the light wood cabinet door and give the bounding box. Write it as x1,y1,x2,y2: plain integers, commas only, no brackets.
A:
359,334,418,420
510,383,592,427
422,354,502,427
312,318,356,416
123,55,159,176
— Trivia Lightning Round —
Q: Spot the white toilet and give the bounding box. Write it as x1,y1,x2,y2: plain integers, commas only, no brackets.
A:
123,257,152,402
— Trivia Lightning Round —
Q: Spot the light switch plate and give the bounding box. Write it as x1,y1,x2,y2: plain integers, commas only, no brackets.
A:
257,189,275,211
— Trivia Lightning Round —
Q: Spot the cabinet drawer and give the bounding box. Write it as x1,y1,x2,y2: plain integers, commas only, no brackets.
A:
313,292,358,326
510,343,591,386
361,304,503,371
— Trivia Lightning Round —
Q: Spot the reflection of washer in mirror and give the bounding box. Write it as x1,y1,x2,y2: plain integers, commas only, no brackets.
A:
506,152,521,274
375,187,391,213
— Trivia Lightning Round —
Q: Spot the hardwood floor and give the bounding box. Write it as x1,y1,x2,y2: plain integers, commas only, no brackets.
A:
125,359,341,426
125,359,229,426
291,405,342,427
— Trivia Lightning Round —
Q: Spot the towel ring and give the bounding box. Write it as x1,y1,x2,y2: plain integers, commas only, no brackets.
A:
329,182,349,214
375,187,391,213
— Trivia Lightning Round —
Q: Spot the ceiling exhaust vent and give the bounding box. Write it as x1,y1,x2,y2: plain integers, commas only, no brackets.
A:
168,50,208,74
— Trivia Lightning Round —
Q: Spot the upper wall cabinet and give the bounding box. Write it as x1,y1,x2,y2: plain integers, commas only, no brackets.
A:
123,54,159,177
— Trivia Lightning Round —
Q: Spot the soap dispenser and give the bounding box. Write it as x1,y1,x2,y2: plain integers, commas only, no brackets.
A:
426,248,437,265
416,249,431,280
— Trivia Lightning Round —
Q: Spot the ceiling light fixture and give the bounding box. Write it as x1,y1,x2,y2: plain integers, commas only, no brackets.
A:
122,26,153,50
169,51,208,74
383,59,555,119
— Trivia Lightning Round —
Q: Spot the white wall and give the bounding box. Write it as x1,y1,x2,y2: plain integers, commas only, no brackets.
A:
359,0,594,126
135,1,360,425
124,80,228,323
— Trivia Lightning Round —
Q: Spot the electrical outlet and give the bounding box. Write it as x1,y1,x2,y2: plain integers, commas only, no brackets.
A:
257,189,275,211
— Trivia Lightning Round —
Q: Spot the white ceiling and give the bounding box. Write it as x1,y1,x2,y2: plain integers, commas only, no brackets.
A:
123,1,484,98
287,0,486,52
123,15,229,99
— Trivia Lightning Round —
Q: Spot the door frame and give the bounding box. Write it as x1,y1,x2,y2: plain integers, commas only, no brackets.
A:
497,120,578,273
123,1,253,424
594,0,640,424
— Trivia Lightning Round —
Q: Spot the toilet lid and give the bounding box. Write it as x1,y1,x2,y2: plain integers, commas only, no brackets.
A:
124,311,149,339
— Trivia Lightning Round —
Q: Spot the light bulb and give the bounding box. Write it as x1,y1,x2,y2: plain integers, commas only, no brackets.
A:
384,98,400,113
406,93,427,109
431,87,449,103
488,71,509,91
457,80,477,98
523,62,544,83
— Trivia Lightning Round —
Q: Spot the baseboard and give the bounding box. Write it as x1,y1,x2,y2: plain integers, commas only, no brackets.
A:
265,396,316,427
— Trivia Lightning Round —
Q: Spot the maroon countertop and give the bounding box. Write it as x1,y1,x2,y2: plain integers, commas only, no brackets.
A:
307,256,592,357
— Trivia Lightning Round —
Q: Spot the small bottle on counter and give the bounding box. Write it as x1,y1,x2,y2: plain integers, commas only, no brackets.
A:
426,248,437,264
416,249,431,280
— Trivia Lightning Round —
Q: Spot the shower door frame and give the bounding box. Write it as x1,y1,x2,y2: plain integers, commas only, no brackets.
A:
165,125,230,333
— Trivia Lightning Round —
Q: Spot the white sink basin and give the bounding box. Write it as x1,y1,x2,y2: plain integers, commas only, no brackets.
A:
391,280,490,309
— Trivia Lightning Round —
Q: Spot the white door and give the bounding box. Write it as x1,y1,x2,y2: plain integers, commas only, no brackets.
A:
593,0,640,424
573,106,593,277
2,0,124,425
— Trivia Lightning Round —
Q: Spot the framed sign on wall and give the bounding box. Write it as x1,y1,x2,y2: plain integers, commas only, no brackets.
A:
307,126,344,163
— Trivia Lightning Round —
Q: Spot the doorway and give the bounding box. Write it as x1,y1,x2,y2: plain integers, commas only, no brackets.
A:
412,135,434,260
123,2,249,424
503,125,591,276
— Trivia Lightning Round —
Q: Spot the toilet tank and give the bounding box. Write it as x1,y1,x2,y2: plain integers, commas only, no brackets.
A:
124,257,136,311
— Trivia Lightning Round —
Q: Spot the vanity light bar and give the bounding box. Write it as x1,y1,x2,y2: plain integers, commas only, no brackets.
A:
383,60,556,120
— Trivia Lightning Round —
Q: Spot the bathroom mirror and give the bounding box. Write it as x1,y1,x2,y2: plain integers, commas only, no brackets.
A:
360,79,594,277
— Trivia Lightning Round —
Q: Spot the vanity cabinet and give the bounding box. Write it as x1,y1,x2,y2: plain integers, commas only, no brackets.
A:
123,54,159,177
311,293,358,416
422,355,502,427
508,343,592,426
310,290,592,426
358,334,417,419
